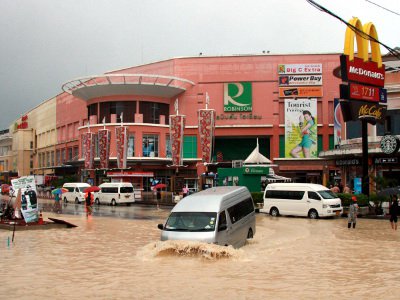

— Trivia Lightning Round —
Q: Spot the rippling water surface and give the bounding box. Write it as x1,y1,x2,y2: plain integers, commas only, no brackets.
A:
1,206,399,300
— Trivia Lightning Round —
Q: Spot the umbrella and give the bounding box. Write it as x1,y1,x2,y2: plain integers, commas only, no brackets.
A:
152,183,167,190
84,186,101,193
51,188,68,195
377,186,400,197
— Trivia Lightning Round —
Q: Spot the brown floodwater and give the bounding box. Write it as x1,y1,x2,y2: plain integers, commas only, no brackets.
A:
1,207,399,299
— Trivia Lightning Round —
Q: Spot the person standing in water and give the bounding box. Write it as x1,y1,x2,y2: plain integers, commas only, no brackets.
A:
348,196,359,229
389,195,398,231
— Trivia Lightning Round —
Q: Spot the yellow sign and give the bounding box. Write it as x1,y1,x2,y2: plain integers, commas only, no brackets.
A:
344,17,382,68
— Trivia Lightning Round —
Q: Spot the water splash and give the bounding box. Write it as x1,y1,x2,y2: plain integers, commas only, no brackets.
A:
138,240,242,260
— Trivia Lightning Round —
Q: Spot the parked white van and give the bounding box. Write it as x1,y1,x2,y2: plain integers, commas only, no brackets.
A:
261,183,342,219
95,182,136,206
62,183,91,204
157,186,256,248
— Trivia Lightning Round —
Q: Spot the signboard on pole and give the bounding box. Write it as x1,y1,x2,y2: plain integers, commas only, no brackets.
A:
11,175,38,223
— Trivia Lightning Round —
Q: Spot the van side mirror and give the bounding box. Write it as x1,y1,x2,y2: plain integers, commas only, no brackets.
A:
157,224,164,230
218,224,227,231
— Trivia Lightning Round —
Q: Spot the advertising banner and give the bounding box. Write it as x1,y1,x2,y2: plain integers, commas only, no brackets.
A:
223,82,252,112
339,100,387,123
169,115,186,166
334,98,342,147
11,175,38,223
198,109,216,164
279,86,323,98
340,83,387,103
279,75,323,86
285,98,318,158
278,64,322,75
98,129,111,169
83,132,95,169
115,126,128,169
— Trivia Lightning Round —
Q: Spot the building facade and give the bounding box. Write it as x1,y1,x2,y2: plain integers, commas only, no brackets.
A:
8,53,400,194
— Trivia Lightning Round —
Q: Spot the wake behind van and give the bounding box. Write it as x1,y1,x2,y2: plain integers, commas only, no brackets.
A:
95,182,135,206
62,183,91,204
157,186,256,248
261,183,342,219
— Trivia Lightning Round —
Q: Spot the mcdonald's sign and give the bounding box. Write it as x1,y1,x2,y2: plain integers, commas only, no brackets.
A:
340,17,385,87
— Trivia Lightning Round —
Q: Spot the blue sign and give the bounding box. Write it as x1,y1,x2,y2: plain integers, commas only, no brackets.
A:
354,178,362,195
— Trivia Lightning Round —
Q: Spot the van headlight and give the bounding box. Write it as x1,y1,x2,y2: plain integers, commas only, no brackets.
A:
322,204,328,209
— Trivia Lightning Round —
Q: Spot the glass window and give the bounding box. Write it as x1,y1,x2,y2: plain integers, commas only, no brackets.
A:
166,135,172,158
143,134,159,157
218,211,227,231
127,135,135,157
265,190,305,200
88,103,98,118
99,101,136,124
56,150,61,165
120,186,134,193
183,136,197,158
164,212,217,232
227,198,254,224
318,190,338,199
68,148,73,161
308,191,321,200
140,102,169,124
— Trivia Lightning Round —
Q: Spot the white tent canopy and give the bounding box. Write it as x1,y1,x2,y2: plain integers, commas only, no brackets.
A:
243,139,272,165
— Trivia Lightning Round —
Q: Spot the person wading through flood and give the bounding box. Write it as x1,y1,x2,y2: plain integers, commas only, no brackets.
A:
389,195,398,231
348,196,359,229
85,191,94,218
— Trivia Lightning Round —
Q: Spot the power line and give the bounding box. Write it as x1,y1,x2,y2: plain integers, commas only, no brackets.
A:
306,0,400,60
365,0,400,17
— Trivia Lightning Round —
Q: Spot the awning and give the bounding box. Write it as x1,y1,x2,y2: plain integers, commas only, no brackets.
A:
107,171,154,177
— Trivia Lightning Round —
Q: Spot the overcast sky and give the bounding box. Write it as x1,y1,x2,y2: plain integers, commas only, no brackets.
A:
0,0,399,129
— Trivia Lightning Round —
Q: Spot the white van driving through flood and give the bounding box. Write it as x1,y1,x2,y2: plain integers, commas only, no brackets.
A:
62,183,91,204
157,186,256,248
260,183,342,219
95,182,136,206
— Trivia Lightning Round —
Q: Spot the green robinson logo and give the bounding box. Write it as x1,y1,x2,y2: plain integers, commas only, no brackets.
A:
224,82,252,112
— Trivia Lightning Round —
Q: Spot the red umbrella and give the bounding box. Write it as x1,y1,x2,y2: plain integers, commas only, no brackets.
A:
152,183,167,190
84,186,101,193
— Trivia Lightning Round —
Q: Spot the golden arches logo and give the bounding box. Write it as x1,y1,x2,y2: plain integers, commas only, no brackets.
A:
344,17,382,68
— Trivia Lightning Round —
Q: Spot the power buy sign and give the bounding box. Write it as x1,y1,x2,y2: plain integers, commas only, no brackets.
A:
339,17,387,124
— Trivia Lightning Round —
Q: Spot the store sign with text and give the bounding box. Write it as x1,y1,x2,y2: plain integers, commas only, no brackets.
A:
279,86,323,98
340,100,386,122
223,82,252,112
279,75,322,86
278,64,322,74
340,83,387,103
340,55,385,87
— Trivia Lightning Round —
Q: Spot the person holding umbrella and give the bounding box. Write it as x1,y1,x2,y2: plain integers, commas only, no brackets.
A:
51,188,68,213
389,195,398,231
83,186,99,218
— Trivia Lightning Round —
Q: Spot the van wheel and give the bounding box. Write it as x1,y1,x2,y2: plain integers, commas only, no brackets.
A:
75,198,79,204
247,228,253,239
308,209,319,219
111,199,116,206
95,198,100,205
63,197,67,203
270,207,279,217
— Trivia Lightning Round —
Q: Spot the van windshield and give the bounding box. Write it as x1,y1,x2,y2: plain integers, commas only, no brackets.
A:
78,187,87,192
318,190,337,199
164,212,217,232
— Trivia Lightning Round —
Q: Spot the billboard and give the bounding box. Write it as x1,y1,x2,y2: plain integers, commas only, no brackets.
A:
278,75,322,86
279,86,323,98
11,175,38,223
278,64,322,74
285,98,318,158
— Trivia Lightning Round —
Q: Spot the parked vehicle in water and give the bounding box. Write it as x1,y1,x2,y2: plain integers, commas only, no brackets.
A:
62,183,91,204
157,186,256,248
260,183,342,219
94,182,136,206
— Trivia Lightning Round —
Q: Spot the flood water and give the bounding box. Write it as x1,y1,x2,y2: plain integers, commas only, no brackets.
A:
1,201,399,299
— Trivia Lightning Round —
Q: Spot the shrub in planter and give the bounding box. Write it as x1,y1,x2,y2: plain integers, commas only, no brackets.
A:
251,192,264,206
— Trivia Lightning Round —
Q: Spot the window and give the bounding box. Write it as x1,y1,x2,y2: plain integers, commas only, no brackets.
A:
127,135,135,157
61,149,66,163
265,190,305,200
38,153,42,168
73,147,79,159
56,150,61,165
99,101,136,123
183,136,197,158
164,212,217,232
279,135,285,158
140,102,169,124
101,187,119,193
227,198,254,224
51,151,54,166
120,186,134,193
218,211,227,231
166,135,172,158
143,134,159,157
308,191,321,200
68,148,73,161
